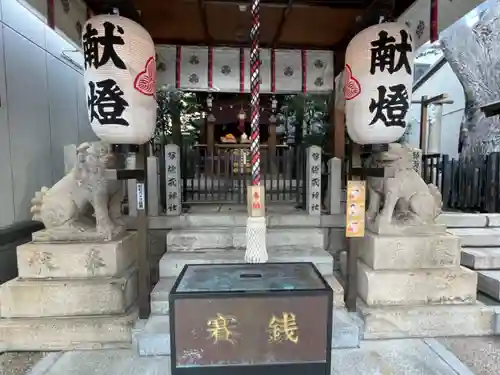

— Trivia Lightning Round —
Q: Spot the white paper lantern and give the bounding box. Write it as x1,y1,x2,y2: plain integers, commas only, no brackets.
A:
344,22,414,145
82,15,157,144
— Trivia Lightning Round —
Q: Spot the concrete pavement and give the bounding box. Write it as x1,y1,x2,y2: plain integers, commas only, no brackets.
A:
439,336,500,375
27,339,476,375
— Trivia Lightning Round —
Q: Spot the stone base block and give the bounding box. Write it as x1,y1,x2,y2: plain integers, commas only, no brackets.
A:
0,267,137,318
358,261,477,306
461,248,500,270
360,300,495,339
477,270,500,300
0,307,138,351
17,232,137,278
354,231,460,270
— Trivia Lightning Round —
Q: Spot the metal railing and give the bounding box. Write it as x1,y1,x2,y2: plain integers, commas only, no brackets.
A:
422,152,500,213
179,144,307,206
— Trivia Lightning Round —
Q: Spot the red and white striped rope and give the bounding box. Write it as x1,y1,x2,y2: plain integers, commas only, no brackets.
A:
250,0,261,186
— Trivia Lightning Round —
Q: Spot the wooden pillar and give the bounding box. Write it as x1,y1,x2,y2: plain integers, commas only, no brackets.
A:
206,114,215,175
331,72,345,160
47,0,55,29
136,145,151,319
172,119,182,148
268,114,277,174
333,110,345,159
345,140,361,313
419,95,429,153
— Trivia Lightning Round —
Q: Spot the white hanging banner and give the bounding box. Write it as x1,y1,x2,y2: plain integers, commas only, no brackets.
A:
179,46,209,90
212,47,240,92
156,44,177,91
344,22,414,145
154,44,335,93
82,15,157,145
275,49,302,92
306,50,334,92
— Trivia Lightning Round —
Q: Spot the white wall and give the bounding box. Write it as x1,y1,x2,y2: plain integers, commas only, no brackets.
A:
398,0,484,50
407,59,465,159
0,0,94,228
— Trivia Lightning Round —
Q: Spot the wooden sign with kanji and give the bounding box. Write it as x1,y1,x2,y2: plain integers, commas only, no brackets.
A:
247,186,266,217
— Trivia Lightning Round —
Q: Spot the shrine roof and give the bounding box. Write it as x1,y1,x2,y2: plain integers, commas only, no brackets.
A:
84,0,417,52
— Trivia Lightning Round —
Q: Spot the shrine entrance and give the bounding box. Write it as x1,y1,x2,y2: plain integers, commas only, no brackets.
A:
153,89,331,207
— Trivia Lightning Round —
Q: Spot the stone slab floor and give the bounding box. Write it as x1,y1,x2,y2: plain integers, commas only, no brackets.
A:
438,336,500,375
0,352,47,375
15,339,480,375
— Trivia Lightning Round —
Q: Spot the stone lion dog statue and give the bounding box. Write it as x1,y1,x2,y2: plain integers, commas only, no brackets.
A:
367,143,443,230
30,141,125,241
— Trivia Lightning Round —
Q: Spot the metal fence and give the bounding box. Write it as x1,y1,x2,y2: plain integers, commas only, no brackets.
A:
422,152,500,213
179,145,307,206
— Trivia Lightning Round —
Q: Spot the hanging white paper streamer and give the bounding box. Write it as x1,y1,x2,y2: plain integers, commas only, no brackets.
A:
306,50,334,92
156,44,177,91
179,46,208,90
344,22,414,145
82,15,157,144
275,49,302,92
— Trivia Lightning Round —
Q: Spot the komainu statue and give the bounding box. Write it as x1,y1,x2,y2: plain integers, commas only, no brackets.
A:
30,141,125,241
366,143,443,234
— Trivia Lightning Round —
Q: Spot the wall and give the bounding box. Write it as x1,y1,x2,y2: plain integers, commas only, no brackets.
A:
0,0,94,228
407,58,466,159
398,0,484,50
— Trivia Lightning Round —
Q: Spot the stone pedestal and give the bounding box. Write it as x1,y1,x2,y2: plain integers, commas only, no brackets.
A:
354,230,496,339
0,232,139,351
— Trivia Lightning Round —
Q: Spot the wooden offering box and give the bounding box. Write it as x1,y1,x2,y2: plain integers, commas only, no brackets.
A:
169,262,333,375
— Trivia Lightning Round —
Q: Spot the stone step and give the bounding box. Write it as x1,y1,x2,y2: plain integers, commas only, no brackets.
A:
0,267,137,318
150,274,345,315
135,315,171,357
0,307,138,351
166,227,325,252
127,213,345,230
477,270,500,300
159,250,334,279
358,261,477,306
461,248,500,270
437,213,500,228
448,228,500,247
135,307,361,357
360,300,496,339
16,232,137,279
